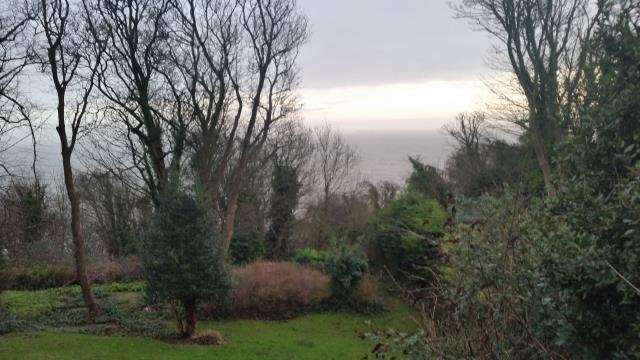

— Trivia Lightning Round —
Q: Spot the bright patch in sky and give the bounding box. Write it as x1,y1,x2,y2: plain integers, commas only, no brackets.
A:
300,80,486,131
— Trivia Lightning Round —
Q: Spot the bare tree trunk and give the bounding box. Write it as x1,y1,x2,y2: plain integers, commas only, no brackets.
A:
41,0,105,321
222,154,250,255
530,116,557,197
58,138,101,320
170,303,185,336
222,191,240,254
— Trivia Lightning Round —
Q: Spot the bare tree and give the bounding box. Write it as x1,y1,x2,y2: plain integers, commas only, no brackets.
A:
83,0,182,204
0,0,37,179
361,180,399,211
300,124,360,247
169,0,309,254
82,0,308,260
443,112,488,159
313,123,359,204
76,171,149,258
455,0,600,196
36,0,105,319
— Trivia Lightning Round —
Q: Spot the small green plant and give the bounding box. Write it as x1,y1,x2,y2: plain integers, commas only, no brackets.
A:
364,324,428,360
98,282,144,293
323,243,369,305
291,248,327,268
0,289,63,318
0,317,31,335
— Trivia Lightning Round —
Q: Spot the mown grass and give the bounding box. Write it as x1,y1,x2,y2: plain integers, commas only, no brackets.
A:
0,283,416,359
0,306,413,359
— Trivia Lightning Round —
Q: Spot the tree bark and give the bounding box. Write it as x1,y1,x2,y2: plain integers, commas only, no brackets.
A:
529,117,557,197
183,299,197,338
222,192,240,255
170,303,184,336
58,133,101,320
42,0,103,322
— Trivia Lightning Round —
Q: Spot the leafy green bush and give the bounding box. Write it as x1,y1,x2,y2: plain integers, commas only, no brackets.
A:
374,191,447,284
366,194,553,358
524,174,640,357
522,6,640,355
143,181,230,337
406,157,450,206
323,244,369,304
372,185,640,358
229,228,264,265
291,248,327,268
439,194,547,357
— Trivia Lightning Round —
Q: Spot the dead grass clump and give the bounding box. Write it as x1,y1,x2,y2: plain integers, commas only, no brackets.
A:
188,330,225,345
354,273,379,303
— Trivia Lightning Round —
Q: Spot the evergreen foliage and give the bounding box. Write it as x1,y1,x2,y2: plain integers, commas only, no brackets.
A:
143,180,229,337
406,157,450,206
229,229,264,265
374,191,447,284
266,164,301,259
323,243,369,305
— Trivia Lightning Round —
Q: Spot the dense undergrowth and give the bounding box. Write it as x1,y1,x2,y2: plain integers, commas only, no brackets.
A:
0,257,143,292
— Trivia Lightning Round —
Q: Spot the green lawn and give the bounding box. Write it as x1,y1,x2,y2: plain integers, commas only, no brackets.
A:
0,284,416,359
0,309,412,359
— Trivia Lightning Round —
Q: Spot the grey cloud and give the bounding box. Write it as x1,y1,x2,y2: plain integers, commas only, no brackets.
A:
297,0,494,89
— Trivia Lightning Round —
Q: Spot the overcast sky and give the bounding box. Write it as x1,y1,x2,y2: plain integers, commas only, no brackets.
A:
1,0,497,180
296,0,495,131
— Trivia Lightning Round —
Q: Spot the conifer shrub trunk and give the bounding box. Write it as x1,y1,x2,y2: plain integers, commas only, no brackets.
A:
183,299,197,338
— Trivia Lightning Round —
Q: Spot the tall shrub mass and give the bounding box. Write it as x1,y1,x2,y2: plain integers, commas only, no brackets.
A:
143,181,229,338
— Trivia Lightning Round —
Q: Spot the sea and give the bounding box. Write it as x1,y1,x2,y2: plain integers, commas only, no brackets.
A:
2,129,454,186
344,130,453,185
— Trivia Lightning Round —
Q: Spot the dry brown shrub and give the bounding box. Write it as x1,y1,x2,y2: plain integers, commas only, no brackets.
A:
188,330,225,345
229,261,330,316
89,256,143,284
354,273,379,304
0,256,144,291
0,264,73,291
